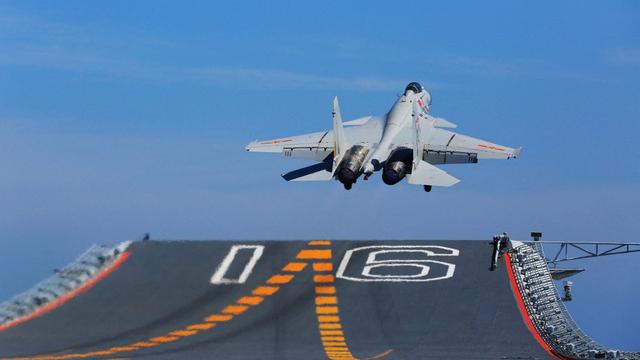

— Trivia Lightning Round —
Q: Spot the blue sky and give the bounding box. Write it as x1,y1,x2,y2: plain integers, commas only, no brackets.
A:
1,0,639,350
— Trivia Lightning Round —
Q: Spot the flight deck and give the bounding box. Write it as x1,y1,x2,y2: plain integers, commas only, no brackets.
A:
0,240,636,359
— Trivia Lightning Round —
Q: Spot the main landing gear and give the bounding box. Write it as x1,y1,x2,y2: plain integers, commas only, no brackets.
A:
423,185,432,192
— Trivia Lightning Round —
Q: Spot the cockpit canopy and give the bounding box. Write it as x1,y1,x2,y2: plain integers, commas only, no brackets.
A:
404,82,423,95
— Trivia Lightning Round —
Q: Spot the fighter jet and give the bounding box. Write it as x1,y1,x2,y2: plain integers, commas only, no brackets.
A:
245,82,521,192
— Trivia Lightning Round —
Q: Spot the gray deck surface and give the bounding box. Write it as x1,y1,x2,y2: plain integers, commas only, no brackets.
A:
0,240,554,359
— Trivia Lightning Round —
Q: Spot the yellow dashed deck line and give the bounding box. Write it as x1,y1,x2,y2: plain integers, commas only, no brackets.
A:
316,306,339,314
308,240,331,246
321,330,344,335
24,253,309,360
318,315,341,323
222,305,249,315
267,274,294,284
81,350,114,357
149,336,179,343
205,314,233,322
319,323,342,329
237,296,264,305
253,285,280,296
25,243,376,360
316,296,338,305
313,262,334,272
316,286,336,294
132,341,158,347
322,336,346,342
282,262,308,272
309,242,358,360
187,323,216,330
314,274,335,283
108,346,138,352
297,249,332,259
170,329,199,337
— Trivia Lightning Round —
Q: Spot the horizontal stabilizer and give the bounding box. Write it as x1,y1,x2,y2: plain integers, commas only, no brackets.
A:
513,147,523,158
427,115,457,128
282,162,333,182
408,160,460,187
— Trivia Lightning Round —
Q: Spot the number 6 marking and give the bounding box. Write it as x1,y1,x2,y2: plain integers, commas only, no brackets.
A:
336,245,459,282
210,245,264,284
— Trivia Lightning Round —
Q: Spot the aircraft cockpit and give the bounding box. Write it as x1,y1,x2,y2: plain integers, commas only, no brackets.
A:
404,82,423,95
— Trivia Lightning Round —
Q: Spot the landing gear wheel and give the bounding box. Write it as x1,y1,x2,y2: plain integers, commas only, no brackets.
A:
423,185,432,192
344,183,352,190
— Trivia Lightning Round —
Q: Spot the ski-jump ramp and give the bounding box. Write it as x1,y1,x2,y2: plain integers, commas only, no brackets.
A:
0,240,636,359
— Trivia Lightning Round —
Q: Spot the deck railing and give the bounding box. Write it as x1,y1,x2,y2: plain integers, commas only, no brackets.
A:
509,240,639,360
0,242,131,327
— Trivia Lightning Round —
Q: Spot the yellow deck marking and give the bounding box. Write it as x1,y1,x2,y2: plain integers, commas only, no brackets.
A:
308,240,331,246
21,241,394,360
83,351,114,356
222,305,249,315
170,330,198,337
316,306,339,314
318,315,341,322
313,262,333,271
283,262,307,272
316,286,336,294
267,274,294,284
237,296,264,305
309,241,358,360
321,330,344,335
253,286,279,296
187,323,216,330
149,336,179,343
297,249,332,259
21,248,306,360
205,314,233,322
131,341,157,347
316,296,338,305
319,323,342,329
322,336,346,341
108,346,138,352
314,274,335,283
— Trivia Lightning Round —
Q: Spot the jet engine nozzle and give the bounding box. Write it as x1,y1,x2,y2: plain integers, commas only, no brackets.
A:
337,145,369,188
383,161,408,185
382,148,412,185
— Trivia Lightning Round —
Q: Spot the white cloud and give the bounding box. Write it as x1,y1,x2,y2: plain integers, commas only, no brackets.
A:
182,67,406,91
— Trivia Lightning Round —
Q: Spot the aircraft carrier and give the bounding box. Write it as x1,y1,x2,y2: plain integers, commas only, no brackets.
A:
0,239,637,359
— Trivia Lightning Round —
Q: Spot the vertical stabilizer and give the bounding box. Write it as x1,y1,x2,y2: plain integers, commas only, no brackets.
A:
332,97,347,174
332,97,346,160
408,101,460,187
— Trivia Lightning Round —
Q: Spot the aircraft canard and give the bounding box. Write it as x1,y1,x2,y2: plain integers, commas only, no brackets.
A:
245,82,521,192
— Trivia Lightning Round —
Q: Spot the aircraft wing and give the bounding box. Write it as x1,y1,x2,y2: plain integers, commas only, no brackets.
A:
245,131,334,162
245,115,378,163
424,128,521,163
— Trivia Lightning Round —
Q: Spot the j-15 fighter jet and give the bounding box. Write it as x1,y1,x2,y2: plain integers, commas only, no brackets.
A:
246,82,521,192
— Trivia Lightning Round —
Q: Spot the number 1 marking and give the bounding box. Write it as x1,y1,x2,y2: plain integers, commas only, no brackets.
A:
210,245,265,285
